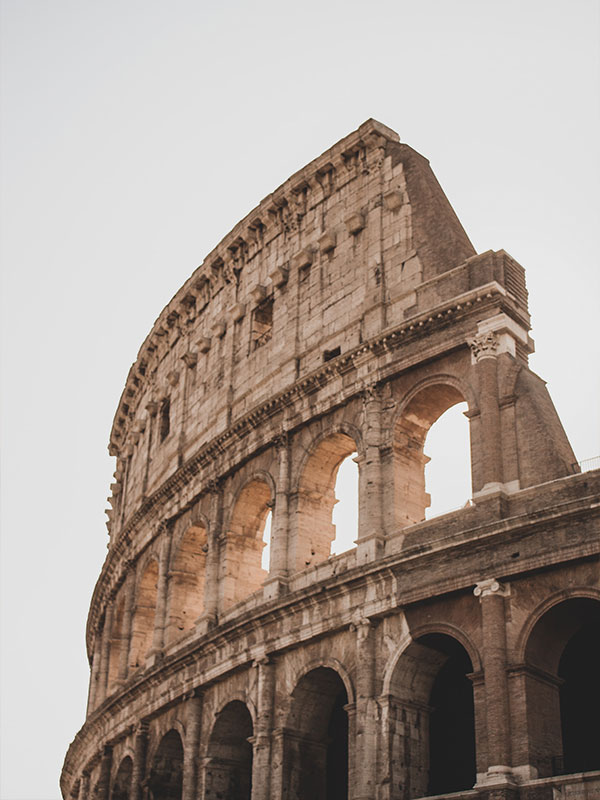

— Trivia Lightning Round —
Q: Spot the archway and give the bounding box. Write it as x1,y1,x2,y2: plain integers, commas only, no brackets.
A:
393,383,470,527
205,700,253,800
423,402,470,518
284,667,349,800
387,633,476,798
147,730,183,800
166,524,207,643
294,432,358,571
129,559,158,670
524,597,600,776
111,755,132,800
331,454,358,556
222,478,272,608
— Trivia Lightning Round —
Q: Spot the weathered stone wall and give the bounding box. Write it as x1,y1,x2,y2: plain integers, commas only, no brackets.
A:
62,121,599,800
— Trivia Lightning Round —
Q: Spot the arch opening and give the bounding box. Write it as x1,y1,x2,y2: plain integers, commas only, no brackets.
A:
331,453,358,556
223,479,272,608
394,384,470,527
295,432,358,571
147,730,183,800
423,402,470,519
387,633,475,798
524,598,600,777
166,524,207,644
110,755,132,800
129,560,158,670
284,667,349,800
205,700,253,800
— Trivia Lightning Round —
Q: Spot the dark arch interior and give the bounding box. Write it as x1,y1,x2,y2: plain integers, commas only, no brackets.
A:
558,616,600,774
286,667,349,800
419,634,476,796
111,756,132,800
205,700,253,800
148,730,183,800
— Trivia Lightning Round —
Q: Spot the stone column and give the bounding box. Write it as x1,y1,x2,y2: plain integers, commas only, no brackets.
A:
131,721,148,800
98,602,114,704
182,692,203,800
345,703,357,800
251,657,276,799
356,386,386,564
86,638,102,715
264,434,290,600
79,772,90,800
117,565,136,683
354,618,378,800
200,482,223,629
96,745,113,800
149,530,171,663
474,578,513,781
469,332,503,493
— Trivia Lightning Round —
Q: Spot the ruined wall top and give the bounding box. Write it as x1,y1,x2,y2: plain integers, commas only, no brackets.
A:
105,119,531,540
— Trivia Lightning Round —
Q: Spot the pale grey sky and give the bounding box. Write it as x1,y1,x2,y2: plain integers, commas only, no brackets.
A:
1,1,598,798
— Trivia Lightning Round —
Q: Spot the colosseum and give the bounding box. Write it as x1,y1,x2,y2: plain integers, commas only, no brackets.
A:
61,119,599,800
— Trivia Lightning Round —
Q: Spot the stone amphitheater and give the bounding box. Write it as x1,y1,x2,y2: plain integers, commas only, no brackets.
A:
61,119,600,800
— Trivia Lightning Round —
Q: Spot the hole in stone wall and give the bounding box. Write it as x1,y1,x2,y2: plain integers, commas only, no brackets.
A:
323,346,341,362
424,401,471,519
331,454,358,556
252,299,273,350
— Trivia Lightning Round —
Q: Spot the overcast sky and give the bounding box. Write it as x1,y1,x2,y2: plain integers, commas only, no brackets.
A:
1,1,598,798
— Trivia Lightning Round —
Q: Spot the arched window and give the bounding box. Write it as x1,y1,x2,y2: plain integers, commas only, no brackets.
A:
424,401,470,518
148,730,183,800
394,384,470,526
166,524,207,644
524,597,600,776
205,701,253,800
129,560,158,670
284,667,349,800
387,633,476,797
331,453,358,556
294,432,358,571
222,478,272,609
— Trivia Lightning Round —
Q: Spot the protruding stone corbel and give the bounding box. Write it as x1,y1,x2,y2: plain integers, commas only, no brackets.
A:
293,247,313,270
230,302,246,323
468,331,499,362
211,320,226,338
197,336,211,353
166,370,180,387
181,351,198,369
383,189,404,211
345,211,365,235
269,266,289,288
318,231,337,254
250,284,267,304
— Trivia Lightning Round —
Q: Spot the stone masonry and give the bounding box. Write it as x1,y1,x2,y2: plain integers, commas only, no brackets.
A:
61,120,600,800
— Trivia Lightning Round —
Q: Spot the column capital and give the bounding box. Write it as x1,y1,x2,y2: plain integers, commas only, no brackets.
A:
474,578,509,599
468,331,499,362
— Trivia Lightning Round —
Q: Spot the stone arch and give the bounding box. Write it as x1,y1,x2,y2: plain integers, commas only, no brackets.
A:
287,656,356,706
221,474,275,609
515,587,600,664
205,700,253,800
391,376,473,527
212,692,258,727
166,523,208,644
385,630,476,798
147,729,184,800
129,558,159,670
292,425,362,572
110,755,132,800
519,594,600,777
283,666,350,800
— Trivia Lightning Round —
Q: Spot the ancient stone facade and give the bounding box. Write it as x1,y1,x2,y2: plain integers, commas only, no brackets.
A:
61,120,600,800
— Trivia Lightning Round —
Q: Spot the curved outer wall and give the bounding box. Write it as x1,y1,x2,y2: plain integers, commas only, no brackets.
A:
62,120,600,800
